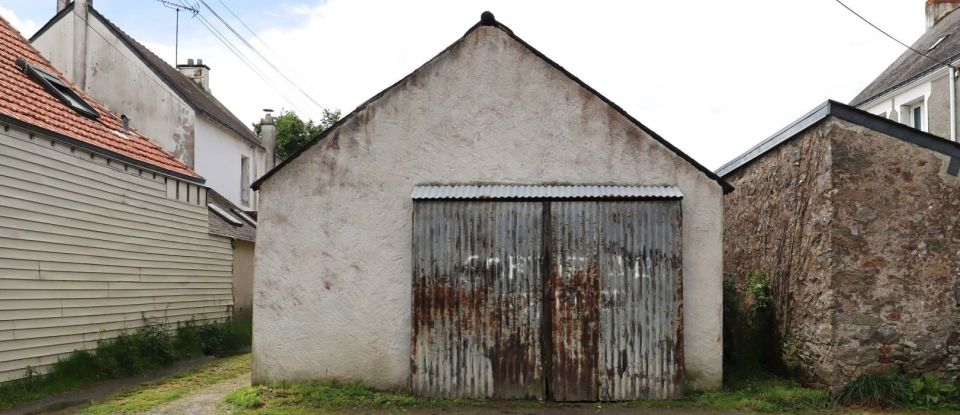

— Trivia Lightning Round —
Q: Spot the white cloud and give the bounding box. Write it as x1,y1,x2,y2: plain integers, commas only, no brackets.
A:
0,4,37,38
173,0,924,169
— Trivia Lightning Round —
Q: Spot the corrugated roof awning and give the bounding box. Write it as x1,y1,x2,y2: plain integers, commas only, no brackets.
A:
411,184,683,200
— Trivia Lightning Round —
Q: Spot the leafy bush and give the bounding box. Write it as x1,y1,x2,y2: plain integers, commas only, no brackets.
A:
0,317,251,410
723,271,777,374
911,373,958,407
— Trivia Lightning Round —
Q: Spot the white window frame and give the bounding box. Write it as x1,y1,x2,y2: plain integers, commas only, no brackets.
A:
240,156,250,206
902,99,926,131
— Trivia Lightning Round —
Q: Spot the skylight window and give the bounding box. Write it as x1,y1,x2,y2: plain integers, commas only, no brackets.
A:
231,208,257,227
15,58,100,119
209,203,243,226
929,35,950,51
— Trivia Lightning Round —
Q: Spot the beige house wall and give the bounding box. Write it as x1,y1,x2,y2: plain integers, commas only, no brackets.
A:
0,124,234,382
232,241,254,321
253,25,724,391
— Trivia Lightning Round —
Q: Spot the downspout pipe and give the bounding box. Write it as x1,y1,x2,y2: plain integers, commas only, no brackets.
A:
951,65,957,142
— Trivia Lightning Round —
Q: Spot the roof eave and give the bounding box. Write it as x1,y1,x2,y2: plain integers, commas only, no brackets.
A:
29,2,74,42
718,100,960,178
0,112,205,184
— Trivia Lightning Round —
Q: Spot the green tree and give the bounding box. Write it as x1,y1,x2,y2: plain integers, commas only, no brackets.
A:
255,109,341,160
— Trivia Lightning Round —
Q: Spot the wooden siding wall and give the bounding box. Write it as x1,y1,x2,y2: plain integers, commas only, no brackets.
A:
0,126,234,382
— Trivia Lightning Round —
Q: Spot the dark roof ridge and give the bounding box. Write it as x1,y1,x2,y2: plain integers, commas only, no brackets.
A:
716,100,960,177
252,12,731,193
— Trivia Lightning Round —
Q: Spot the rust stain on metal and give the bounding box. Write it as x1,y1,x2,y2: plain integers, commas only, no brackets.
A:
411,199,683,401
411,201,544,399
548,201,601,401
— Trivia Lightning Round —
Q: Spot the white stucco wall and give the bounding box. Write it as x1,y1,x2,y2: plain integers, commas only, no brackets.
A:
253,25,723,391
194,117,263,210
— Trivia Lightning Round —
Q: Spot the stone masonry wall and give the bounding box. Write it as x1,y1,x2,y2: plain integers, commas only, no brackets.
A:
829,118,960,385
723,121,836,387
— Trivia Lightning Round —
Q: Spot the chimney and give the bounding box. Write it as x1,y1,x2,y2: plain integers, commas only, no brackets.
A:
259,109,277,169
177,58,211,92
927,0,960,29
57,0,69,12
72,0,90,89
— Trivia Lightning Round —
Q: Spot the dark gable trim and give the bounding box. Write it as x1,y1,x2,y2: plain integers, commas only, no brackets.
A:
83,8,263,149
717,100,960,178
252,16,732,193
28,2,74,42
0,113,205,184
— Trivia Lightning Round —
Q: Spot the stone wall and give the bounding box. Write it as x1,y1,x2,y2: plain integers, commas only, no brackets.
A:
829,119,960,385
724,116,960,389
723,121,836,387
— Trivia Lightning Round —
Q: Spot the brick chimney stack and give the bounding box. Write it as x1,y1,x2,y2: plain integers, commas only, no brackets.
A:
927,0,960,29
177,58,211,92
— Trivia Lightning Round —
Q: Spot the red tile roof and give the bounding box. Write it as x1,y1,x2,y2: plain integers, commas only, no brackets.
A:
0,16,200,180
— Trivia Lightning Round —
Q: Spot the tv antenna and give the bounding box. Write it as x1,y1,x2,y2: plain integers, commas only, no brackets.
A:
156,0,199,65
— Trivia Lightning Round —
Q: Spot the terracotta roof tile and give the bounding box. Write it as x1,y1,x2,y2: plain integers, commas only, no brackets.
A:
0,15,200,180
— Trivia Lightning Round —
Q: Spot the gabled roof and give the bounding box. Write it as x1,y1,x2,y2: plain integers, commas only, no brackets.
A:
0,14,200,182
252,12,731,193
32,3,262,148
206,189,256,243
851,10,960,107
716,100,960,178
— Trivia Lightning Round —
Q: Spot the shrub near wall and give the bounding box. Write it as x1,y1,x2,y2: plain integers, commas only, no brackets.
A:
0,317,251,410
723,271,779,375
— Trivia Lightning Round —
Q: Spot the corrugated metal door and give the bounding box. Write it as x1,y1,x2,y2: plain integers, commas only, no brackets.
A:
411,201,545,399
412,198,682,401
547,202,601,401
597,201,683,400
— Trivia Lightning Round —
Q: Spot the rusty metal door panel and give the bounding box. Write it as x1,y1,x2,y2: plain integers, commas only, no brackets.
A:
548,201,601,402
597,201,683,400
411,201,545,399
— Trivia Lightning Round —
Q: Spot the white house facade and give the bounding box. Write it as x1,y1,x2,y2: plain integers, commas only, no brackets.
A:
30,0,268,210
853,1,960,143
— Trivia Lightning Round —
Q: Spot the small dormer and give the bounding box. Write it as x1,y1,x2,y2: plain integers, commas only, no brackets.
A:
177,58,210,92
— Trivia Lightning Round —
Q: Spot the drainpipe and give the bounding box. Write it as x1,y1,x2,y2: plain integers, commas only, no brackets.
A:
951,65,957,142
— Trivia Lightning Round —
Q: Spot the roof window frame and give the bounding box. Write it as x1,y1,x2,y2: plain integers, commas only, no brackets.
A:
230,208,257,227
15,58,100,119
929,34,950,51
209,202,243,226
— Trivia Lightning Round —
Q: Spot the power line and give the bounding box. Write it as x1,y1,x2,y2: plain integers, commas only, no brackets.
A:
185,5,314,117
155,0,198,65
211,0,325,105
833,0,953,68
194,0,327,112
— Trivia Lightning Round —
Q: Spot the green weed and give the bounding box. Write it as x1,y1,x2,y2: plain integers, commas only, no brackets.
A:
0,318,251,410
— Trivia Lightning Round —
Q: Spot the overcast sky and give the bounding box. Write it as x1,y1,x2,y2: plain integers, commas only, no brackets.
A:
0,0,927,169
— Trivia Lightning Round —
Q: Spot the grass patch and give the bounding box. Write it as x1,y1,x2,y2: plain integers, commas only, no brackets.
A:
0,318,250,411
79,353,250,415
225,380,484,414
617,374,832,413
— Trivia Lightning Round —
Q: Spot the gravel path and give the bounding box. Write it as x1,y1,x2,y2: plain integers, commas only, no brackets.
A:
145,373,249,415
